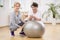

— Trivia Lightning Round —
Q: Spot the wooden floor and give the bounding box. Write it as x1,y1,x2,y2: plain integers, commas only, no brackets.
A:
0,24,60,40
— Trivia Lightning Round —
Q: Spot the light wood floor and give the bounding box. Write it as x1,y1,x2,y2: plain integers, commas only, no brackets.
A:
0,24,60,40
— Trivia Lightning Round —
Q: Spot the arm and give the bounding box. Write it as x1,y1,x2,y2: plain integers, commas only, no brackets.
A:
28,15,41,21
29,15,32,20
33,16,41,21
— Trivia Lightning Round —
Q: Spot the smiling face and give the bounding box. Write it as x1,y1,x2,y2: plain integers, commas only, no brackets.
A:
31,2,38,13
14,2,20,12
31,6,38,13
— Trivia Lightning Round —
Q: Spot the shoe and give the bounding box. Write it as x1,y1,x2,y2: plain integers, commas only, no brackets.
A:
20,31,26,36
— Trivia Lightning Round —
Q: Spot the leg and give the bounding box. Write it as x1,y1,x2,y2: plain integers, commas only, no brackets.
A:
18,21,24,26
11,31,15,36
20,28,25,35
18,21,25,35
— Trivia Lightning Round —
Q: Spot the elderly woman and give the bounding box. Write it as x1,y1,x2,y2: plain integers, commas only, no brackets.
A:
9,2,25,36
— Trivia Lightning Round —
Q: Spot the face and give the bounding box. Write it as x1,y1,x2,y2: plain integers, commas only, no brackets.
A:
14,4,20,12
31,6,38,12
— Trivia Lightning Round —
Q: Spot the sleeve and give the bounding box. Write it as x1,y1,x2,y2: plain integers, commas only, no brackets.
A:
37,11,42,19
9,13,19,27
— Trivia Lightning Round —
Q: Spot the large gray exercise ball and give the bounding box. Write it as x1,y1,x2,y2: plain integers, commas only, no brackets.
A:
23,21,45,38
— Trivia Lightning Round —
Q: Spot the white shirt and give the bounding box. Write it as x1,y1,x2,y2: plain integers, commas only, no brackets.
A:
24,10,45,27
25,10,42,21
29,11,42,19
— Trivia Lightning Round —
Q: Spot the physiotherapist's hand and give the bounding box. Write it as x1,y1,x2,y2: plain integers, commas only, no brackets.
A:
37,19,41,21
30,16,37,20
36,18,41,21
33,16,41,21
32,16,37,20
29,15,33,20
30,15,34,18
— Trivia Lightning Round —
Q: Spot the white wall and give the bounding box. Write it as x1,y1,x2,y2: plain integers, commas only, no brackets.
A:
0,0,60,27
0,0,10,27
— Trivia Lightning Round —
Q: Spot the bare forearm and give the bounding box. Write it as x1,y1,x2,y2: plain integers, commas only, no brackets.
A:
29,17,32,21
33,16,41,21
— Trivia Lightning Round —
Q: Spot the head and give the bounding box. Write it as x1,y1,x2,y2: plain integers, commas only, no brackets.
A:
31,2,38,13
14,2,20,12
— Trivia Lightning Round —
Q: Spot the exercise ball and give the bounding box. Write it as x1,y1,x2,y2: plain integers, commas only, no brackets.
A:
23,21,45,38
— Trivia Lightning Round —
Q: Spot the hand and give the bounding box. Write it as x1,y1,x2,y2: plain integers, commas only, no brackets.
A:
25,15,28,17
33,16,36,20
30,15,34,18
36,18,41,21
17,27,19,28
29,15,33,20
33,16,41,21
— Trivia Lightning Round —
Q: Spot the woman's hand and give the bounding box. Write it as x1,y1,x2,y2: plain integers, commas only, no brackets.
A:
33,16,41,21
29,15,33,20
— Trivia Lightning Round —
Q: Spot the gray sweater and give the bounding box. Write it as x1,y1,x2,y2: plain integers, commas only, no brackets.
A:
9,11,21,31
